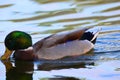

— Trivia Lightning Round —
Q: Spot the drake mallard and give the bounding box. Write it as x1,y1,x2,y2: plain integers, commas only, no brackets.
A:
1,27,100,60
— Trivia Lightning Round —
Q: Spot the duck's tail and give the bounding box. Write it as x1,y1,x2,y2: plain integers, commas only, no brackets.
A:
80,27,101,44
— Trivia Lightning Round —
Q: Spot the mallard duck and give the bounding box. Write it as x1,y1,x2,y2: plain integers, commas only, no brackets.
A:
1,27,100,60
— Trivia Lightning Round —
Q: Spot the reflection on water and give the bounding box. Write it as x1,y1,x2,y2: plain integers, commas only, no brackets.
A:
2,60,33,80
1,60,94,80
0,0,120,80
1,59,120,80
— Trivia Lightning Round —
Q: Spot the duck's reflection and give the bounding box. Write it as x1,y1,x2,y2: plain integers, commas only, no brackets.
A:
2,60,33,80
37,61,93,71
2,58,94,80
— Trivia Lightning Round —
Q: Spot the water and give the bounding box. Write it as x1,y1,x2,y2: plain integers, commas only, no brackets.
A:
0,0,120,80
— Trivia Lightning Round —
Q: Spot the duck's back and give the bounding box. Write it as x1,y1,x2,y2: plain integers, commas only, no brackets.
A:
36,39,94,60
33,27,98,60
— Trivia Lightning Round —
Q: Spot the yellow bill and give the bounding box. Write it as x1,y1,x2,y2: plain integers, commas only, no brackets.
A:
1,48,13,60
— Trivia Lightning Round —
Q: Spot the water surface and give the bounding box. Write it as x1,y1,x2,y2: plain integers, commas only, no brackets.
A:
0,0,120,80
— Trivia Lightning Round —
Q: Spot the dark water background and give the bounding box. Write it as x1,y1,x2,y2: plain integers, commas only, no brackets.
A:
0,0,120,80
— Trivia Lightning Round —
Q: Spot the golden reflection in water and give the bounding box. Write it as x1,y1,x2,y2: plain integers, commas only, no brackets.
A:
0,4,13,8
0,0,119,36
34,0,69,4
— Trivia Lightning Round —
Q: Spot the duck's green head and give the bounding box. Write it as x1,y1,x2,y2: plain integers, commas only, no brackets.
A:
1,31,32,60
5,31,32,50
